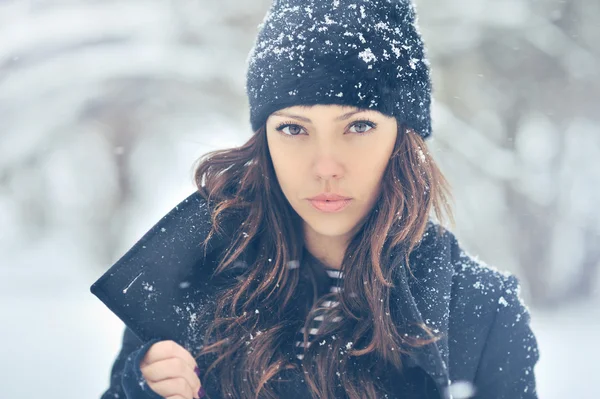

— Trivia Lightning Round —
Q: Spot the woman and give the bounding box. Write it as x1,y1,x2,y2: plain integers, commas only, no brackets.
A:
94,1,540,398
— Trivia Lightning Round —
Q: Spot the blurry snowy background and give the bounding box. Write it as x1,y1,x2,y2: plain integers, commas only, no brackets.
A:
1,0,599,398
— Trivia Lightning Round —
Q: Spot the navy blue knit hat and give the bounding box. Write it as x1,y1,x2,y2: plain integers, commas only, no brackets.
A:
245,0,432,139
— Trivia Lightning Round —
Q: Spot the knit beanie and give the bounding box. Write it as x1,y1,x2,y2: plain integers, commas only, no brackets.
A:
245,0,433,140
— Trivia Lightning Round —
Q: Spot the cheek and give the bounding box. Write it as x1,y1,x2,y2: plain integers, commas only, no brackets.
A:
354,141,392,171
351,145,393,196
268,142,302,189
355,162,384,194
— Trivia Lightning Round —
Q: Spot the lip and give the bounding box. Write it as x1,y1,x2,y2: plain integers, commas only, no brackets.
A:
308,198,353,213
308,193,352,201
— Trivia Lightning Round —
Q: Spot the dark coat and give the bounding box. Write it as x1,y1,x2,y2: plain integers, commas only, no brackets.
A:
92,191,540,399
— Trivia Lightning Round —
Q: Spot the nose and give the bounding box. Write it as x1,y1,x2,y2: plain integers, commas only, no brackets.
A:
312,142,345,181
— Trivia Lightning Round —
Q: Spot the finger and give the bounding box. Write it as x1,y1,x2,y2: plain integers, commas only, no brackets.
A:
147,377,195,399
142,340,199,371
141,357,202,396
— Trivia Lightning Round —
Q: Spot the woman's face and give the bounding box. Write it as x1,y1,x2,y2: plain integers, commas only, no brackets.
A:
266,104,398,242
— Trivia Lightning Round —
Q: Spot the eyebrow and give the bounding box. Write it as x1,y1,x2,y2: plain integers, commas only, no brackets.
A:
271,109,367,123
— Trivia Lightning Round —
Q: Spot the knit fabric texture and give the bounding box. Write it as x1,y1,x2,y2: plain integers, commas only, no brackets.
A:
245,0,433,139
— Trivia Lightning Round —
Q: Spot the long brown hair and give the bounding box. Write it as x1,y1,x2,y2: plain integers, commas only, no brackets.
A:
191,121,454,398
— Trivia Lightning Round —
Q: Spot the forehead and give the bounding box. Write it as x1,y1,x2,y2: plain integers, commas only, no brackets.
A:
269,104,385,121
279,104,364,113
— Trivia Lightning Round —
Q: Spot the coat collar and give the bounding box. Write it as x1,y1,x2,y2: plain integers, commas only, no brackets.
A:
91,191,456,398
393,220,457,398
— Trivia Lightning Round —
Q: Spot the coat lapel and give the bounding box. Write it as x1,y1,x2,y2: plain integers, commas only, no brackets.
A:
390,221,456,398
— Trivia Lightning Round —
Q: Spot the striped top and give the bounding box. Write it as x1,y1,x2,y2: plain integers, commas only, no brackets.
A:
294,253,344,361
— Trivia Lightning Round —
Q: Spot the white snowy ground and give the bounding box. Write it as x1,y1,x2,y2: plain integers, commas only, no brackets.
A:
1,251,597,399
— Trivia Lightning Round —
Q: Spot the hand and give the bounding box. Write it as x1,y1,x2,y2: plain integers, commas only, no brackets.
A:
139,340,204,399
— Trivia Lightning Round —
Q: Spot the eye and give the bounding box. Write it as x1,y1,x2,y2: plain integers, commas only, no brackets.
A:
350,120,377,135
349,120,376,134
275,122,306,137
274,119,377,138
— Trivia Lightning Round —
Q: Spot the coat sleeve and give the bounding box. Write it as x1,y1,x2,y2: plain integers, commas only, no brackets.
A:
100,326,164,399
472,274,540,399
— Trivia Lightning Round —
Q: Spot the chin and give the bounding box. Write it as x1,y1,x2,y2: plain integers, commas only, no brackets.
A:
303,216,358,238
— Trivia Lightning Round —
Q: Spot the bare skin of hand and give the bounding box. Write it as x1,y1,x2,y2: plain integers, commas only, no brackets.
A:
140,340,203,399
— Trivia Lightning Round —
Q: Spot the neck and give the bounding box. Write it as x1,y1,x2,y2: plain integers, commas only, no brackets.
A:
303,228,350,271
